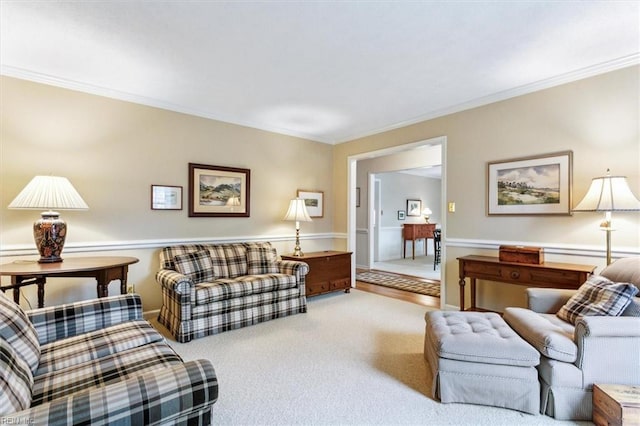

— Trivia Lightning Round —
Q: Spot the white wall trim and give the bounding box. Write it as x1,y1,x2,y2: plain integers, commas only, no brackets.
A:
445,237,640,259
351,235,638,266
0,232,346,257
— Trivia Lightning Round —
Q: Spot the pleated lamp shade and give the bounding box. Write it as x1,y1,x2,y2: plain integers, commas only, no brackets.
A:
283,198,312,222
573,173,640,212
9,176,89,210
8,176,88,263
283,198,312,257
573,170,640,265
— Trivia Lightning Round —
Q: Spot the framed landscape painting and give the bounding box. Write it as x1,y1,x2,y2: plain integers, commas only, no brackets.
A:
487,151,572,216
188,163,250,217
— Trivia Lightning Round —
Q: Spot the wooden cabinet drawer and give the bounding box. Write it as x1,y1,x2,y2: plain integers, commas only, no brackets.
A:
463,262,502,280
307,281,330,296
528,269,586,288
330,278,350,291
464,263,587,289
499,266,530,282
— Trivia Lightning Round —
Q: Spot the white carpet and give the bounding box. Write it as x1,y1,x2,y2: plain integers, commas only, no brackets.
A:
153,290,586,426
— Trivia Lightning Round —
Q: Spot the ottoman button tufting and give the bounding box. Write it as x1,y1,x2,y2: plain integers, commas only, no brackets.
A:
424,310,541,415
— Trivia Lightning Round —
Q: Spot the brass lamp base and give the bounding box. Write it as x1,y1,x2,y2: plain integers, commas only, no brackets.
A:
291,227,304,257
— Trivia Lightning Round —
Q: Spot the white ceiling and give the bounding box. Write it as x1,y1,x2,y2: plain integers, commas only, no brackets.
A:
1,1,638,144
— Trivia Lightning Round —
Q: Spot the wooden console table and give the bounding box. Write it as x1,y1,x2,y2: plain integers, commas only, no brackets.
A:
0,256,139,308
457,255,596,311
403,223,436,260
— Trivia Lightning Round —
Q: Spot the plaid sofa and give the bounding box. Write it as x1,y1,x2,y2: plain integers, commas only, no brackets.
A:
156,242,309,342
0,294,218,425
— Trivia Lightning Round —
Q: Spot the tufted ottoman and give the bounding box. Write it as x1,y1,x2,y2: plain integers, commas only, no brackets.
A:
424,311,540,414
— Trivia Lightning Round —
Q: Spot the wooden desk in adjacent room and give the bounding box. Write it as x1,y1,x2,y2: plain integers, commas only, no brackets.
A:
403,223,436,260
0,256,139,308
457,255,596,311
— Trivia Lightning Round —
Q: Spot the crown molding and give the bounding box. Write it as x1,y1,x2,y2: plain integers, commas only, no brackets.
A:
333,53,640,143
0,65,333,145
2,54,638,146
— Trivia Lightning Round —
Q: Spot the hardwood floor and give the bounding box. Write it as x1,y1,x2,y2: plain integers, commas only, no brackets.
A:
355,269,441,309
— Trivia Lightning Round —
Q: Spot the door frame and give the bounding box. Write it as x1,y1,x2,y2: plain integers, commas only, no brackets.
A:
347,135,447,308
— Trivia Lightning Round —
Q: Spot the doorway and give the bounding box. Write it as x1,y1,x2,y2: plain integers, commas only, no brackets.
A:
347,136,447,309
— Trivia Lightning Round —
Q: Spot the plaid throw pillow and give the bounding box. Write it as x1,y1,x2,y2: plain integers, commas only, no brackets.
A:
0,337,33,415
0,295,40,373
557,275,639,325
173,250,216,284
247,246,279,275
224,244,248,278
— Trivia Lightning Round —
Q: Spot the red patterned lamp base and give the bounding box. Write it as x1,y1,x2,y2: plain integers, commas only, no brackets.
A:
34,211,67,263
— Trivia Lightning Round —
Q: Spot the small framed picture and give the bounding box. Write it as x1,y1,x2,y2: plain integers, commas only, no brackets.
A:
297,190,324,218
151,185,183,210
356,187,361,208
397,210,406,220
406,199,422,216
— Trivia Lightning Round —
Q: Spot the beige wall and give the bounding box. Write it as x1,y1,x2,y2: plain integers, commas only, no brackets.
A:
334,66,640,311
0,76,337,312
3,66,639,314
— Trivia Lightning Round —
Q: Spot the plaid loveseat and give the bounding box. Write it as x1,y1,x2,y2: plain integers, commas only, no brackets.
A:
0,293,218,425
156,242,309,342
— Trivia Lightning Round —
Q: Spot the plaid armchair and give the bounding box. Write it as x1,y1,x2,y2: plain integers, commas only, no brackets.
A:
156,242,309,342
0,294,218,425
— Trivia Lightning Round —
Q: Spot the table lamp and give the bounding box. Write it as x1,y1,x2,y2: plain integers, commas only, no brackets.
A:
8,175,89,263
283,198,312,257
572,169,640,265
422,207,433,223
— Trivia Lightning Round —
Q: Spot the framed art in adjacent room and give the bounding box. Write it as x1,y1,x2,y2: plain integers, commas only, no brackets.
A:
487,151,572,215
297,190,324,218
397,210,406,220
151,185,182,210
406,199,421,216
188,163,250,217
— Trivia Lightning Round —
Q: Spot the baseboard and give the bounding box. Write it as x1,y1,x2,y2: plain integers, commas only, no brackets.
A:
143,309,160,321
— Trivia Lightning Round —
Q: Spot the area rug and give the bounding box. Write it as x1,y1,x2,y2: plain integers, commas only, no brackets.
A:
356,270,440,297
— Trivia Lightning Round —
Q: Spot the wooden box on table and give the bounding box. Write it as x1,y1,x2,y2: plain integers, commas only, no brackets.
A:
498,245,544,264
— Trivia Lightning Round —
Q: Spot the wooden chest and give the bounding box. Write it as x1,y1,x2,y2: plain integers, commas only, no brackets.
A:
593,384,640,426
280,251,352,297
498,245,544,265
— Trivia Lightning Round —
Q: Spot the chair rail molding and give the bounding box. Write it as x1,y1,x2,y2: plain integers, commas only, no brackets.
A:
445,238,640,259
0,232,345,258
